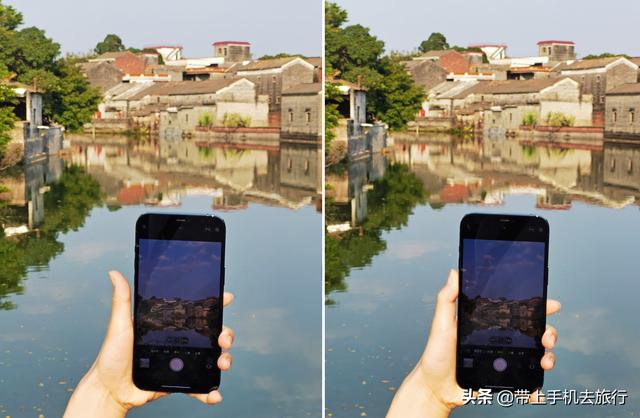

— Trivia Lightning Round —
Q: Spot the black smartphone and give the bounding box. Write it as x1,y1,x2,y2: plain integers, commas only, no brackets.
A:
456,213,549,392
133,213,226,393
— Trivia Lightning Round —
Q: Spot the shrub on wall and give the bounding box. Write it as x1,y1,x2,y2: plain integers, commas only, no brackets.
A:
222,113,252,128
198,112,214,128
521,111,538,126
546,112,575,127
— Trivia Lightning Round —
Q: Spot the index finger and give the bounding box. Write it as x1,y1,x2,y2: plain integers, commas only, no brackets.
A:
546,299,561,316
223,292,234,307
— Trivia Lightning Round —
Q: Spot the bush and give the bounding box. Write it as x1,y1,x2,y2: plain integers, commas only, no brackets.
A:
198,112,214,128
546,112,575,127
222,113,251,128
522,111,538,126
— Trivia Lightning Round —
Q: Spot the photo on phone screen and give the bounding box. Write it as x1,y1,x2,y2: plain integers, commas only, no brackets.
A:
457,214,548,391
133,214,225,393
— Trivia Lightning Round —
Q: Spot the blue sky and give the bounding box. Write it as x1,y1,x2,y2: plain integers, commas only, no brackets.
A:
462,239,545,300
139,239,221,300
5,0,322,58
335,0,640,58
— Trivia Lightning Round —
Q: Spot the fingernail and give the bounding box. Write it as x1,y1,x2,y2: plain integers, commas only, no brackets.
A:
552,334,558,345
226,335,233,346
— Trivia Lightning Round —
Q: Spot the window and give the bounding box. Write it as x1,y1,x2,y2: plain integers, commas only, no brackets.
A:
612,109,617,123
272,75,277,83
304,159,310,174
630,109,636,125
288,110,294,123
185,114,189,123
627,159,633,174
287,158,292,172
600,96,605,104
305,109,311,124
276,96,281,104
509,113,513,122
224,47,227,55
610,158,616,172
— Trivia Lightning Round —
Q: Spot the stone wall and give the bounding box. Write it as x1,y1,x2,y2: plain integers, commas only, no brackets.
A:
605,94,640,137
603,142,640,189
281,92,321,139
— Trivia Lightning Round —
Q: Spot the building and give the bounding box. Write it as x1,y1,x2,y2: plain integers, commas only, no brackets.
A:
560,56,639,126
281,82,322,142
403,60,448,92
413,50,471,74
234,57,315,122
424,80,485,118
79,61,124,92
146,45,183,62
469,44,508,63
603,141,640,192
213,41,251,62
605,83,640,139
473,78,593,135
89,51,146,76
537,40,576,61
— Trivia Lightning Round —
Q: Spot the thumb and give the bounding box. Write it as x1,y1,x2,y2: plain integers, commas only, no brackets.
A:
432,269,459,332
107,271,133,336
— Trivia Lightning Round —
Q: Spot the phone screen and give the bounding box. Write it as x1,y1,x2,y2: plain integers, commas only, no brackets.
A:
133,214,225,393
137,239,222,349
457,214,548,391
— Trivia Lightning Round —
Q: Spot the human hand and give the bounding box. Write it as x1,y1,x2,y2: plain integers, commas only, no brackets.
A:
387,269,560,418
63,271,235,418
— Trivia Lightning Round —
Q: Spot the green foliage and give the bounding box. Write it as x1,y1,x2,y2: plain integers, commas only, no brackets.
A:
222,112,251,128
0,3,100,132
0,77,16,155
419,32,449,53
325,1,348,28
0,1,22,31
198,112,214,128
325,2,424,130
325,164,427,298
0,165,103,310
324,82,342,151
546,112,575,127
258,53,303,60
45,59,102,132
94,33,125,55
582,52,629,60
522,111,538,126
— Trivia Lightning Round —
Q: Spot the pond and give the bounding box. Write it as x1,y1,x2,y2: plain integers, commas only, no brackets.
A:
325,134,640,418
0,136,322,418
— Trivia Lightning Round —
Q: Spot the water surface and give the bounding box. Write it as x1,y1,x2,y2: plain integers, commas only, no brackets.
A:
325,134,640,417
0,136,322,417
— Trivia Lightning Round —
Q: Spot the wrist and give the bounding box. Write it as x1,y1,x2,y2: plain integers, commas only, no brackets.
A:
64,367,128,418
386,367,452,418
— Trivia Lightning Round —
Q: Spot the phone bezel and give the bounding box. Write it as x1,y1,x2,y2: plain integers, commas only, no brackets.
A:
132,213,226,394
456,213,549,392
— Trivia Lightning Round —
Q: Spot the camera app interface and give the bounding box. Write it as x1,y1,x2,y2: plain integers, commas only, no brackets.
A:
460,239,545,350
136,239,222,350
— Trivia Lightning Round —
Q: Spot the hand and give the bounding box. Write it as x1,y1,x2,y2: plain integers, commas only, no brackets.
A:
63,271,235,418
387,269,560,418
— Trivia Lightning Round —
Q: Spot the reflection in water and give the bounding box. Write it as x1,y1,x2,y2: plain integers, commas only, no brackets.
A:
326,134,640,418
0,135,321,417
0,161,103,310
326,136,640,299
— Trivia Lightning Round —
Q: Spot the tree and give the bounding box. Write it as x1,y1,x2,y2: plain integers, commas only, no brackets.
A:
0,74,16,157
46,59,101,131
582,52,629,60
94,34,125,55
0,1,22,31
258,52,303,60
419,32,449,53
325,2,424,130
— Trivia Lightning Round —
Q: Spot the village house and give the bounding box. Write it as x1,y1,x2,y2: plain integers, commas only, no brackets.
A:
234,57,315,124
133,78,269,134
469,78,593,136
603,141,640,194
560,56,639,126
423,80,485,118
538,40,576,61
213,41,251,63
414,50,471,74
146,45,183,62
604,83,640,139
79,61,124,92
280,82,322,142
403,60,448,93
89,51,148,77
